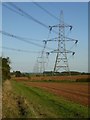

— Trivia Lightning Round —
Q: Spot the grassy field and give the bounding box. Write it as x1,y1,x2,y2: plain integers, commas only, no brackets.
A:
2,79,88,118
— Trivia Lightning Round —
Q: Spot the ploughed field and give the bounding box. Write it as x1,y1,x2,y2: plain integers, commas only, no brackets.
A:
3,75,89,118
23,82,89,106
14,75,89,106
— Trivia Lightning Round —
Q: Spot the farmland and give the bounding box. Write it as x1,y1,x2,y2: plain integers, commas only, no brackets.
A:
2,1,89,119
14,74,89,82
14,75,89,106
2,75,89,118
23,82,88,106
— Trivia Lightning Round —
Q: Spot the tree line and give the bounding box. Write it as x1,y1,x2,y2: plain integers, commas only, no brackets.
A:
0,57,29,81
0,57,11,81
0,57,90,82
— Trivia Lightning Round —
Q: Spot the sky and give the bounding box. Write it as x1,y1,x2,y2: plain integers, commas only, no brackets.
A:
1,2,88,73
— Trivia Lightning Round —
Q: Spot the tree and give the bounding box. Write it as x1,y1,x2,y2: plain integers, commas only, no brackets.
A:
15,71,22,77
1,57,11,81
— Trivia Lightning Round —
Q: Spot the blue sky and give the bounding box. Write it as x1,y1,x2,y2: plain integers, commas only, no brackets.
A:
2,2,88,72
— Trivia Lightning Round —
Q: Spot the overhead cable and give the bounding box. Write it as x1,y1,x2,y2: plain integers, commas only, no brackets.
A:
3,4,24,16
2,46,40,53
33,2,59,21
0,30,53,50
4,2,58,34
7,2,49,29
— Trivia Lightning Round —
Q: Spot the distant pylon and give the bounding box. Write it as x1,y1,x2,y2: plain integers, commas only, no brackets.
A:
34,40,48,73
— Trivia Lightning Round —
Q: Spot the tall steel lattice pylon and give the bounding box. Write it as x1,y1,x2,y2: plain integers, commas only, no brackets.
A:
34,10,78,74
54,10,69,72
49,10,78,73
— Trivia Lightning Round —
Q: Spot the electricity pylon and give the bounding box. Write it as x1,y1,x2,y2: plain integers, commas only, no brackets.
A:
34,10,78,74
48,10,78,73
34,40,47,73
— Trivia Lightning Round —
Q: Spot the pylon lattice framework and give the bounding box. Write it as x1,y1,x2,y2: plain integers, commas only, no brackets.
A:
34,10,78,74
48,10,78,73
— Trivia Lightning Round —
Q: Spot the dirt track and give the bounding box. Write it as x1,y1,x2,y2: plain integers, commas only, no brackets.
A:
24,82,89,106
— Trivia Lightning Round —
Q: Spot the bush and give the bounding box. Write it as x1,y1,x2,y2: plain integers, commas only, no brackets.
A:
76,78,90,82
15,71,22,77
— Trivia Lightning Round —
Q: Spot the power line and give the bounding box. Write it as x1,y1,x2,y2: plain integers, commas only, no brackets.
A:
33,2,59,21
0,30,53,50
33,2,72,27
3,4,24,16
1,46,40,53
7,2,48,28
4,2,58,35
0,30,43,48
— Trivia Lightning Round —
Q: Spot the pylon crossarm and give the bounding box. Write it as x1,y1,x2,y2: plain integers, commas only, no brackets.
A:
64,36,78,42
49,24,72,29
50,49,58,53
65,50,75,54
48,49,75,54
49,24,59,28
43,37,58,42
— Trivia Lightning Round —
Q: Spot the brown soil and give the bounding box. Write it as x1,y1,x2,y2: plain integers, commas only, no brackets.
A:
13,75,89,106
23,82,89,106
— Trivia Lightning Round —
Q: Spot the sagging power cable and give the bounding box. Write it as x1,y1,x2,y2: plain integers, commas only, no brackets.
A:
0,30,53,50
3,2,58,35
2,46,40,53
